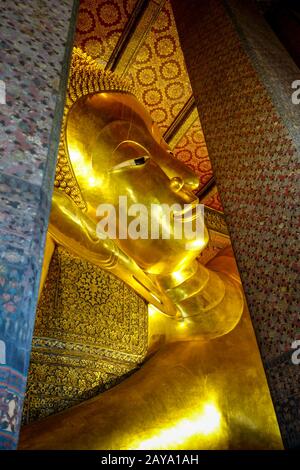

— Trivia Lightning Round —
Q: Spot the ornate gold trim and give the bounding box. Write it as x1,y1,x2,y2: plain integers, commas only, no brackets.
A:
204,206,229,236
167,106,199,150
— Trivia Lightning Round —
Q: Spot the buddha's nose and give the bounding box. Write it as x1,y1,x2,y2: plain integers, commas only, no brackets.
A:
163,154,200,192
184,174,200,192
169,176,199,205
170,176,184,192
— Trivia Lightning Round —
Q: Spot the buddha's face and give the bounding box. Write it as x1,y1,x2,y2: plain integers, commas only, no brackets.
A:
66,92,208,274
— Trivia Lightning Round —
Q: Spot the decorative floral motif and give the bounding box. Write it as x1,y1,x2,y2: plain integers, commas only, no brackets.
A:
128,2,193,135
174,119,214,193
75,0,137,62
23,246,148,423
74,0,221,210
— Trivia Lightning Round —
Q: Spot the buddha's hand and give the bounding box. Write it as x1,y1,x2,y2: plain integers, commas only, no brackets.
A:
48,189,115,265
48,190,167,309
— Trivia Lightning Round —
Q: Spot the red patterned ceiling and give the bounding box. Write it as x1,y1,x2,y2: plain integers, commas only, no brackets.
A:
75,0,137,66
173,119,213,190
74,0,222,213
127,1,193,135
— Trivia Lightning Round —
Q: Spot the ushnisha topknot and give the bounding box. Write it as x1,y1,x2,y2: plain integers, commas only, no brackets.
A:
54,47,136,210
67,47,136,106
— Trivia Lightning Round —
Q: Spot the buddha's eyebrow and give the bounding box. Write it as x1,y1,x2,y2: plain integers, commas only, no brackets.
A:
109,155,150,172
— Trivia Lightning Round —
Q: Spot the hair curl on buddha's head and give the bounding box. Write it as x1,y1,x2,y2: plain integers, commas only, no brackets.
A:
66,47,136,107
55,47,136,210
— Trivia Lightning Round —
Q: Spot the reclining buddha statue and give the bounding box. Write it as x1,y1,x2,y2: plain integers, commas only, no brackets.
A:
19,48,282,450
41,47,244,340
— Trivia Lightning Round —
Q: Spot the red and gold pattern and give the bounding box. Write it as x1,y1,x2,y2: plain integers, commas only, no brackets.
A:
127,1,193,136
201,186,224,213
174,118,213,191
75,0,137,65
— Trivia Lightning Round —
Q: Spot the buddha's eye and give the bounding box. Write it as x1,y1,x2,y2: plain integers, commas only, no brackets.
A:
110,155,150,171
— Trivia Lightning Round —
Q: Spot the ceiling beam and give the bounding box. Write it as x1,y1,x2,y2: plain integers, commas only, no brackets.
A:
164,96,198,148
106,0,165,75
196,176,216,200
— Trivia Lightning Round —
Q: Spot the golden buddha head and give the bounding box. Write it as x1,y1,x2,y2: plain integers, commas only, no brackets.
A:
55,48,208,275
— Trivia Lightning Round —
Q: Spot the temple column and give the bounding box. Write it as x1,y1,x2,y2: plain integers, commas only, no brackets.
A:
0,0,78,449
171,0,300,448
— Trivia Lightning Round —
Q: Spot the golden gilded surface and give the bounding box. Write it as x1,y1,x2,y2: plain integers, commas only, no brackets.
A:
45,48,243,342
20,279,283,449
54,48,135,210
20,47,282,449
74,0,222,209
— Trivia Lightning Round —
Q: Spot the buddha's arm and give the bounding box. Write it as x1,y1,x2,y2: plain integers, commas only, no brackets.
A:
18,321,282,450
48,189,175,315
